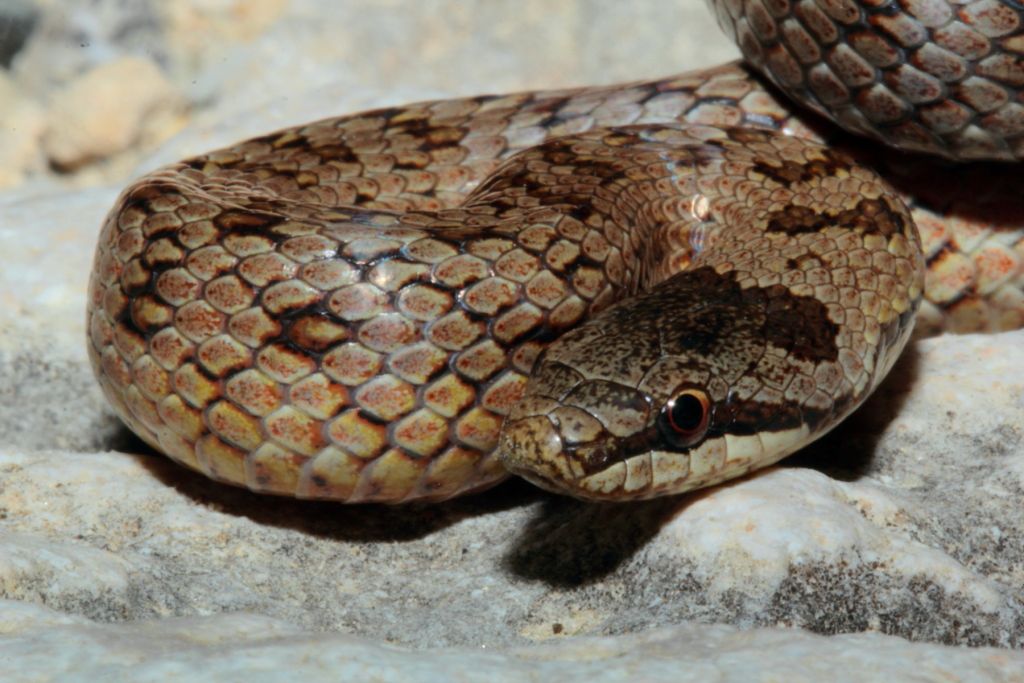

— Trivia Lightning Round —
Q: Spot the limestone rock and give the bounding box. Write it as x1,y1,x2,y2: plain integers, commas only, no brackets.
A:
41,57,187,171
1,602,1022,682
0,73,45,188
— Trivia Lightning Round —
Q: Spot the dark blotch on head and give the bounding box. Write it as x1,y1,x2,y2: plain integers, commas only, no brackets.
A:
758,283,839,364
665,267,838,365
676,312,729,356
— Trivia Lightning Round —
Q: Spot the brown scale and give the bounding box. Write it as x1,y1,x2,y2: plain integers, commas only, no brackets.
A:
89,11,1021,501
715,0,1024,160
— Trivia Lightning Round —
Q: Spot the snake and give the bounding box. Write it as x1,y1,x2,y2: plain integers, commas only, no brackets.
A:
87,1,1024,503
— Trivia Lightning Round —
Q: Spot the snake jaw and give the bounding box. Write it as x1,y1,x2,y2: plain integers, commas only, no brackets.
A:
522,421,821,502
498,372,716,501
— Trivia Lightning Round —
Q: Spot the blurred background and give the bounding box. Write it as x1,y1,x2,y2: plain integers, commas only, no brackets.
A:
0,0,738,191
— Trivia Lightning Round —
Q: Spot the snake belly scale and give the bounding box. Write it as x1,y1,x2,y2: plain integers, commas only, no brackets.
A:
87,1,1023,503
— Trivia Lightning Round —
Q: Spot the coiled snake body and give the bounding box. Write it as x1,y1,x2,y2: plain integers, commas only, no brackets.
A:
88,1,1024,502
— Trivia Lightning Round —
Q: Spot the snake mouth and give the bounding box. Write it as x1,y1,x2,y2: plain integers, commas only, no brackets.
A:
498,420,689,501
497,413,575,491
495,351,667,499
498,404,828,502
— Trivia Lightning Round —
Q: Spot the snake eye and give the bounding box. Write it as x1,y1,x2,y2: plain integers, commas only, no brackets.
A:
658,388,711,448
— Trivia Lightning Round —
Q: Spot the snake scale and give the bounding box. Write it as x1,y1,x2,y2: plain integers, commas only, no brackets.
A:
87,0,1024,502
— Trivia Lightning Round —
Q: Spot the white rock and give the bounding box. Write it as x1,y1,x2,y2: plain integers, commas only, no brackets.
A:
0,73,46,188
41,57,187,171
0,601,1022,682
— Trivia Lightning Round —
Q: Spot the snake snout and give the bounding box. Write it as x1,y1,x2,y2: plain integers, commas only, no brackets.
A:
497,355,668,500
496,411,571,493
498,408,652,501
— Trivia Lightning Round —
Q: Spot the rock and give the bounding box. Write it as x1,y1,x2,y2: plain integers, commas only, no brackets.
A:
0,0,37,69
1,0,1022,680
0,73,46,188
41,57,187,172
161,0,741,125
1,602,1022,682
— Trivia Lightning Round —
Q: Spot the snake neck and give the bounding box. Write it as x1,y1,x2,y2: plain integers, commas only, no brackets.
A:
459,126,738,298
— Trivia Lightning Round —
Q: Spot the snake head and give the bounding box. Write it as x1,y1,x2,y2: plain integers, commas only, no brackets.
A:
498,265,901,501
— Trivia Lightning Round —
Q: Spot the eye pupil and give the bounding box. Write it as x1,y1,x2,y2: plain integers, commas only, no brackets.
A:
670,393,705,433
658,388,712,448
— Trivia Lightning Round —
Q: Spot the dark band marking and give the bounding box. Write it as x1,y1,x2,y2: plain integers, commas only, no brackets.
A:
765,197,908,238
213,209,285,232
757,283,840,363
716,395,802,435
925,242,955,268
566,428,658,476
679,267,840,364
751,148,849,187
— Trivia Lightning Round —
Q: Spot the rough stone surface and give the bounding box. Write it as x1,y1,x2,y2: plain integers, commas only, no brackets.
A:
2,602,1022,683
5,312,1022,650
0,72,44,188
1,1,1022,681
41,56,187,172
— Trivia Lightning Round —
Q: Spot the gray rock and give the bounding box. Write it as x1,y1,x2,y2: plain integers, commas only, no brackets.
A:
0,0,38,69
1,0,1022,680
2,602,1022,682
